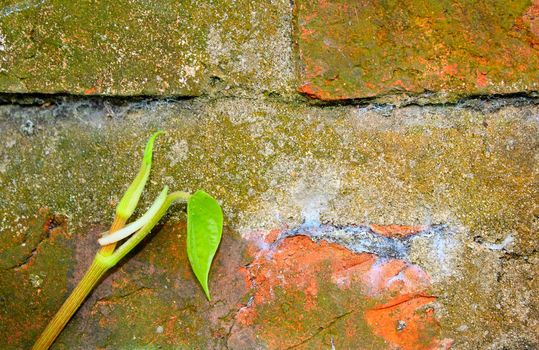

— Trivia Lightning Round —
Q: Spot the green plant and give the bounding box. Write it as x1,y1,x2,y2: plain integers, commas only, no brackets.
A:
32,132,223,350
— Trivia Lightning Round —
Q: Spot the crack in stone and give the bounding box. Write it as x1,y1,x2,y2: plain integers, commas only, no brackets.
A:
9,213,67,271
10,231,49,271
285,309,356,349
368,294,436,311
10,245,39,271
273,223,451,261
0,93,537,112
224,317,236,350
95,286,152,304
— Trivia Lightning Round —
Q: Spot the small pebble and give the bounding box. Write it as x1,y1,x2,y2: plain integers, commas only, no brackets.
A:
20,120,35,136
29,274,43,288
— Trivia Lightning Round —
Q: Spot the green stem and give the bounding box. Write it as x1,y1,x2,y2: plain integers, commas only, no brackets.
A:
32,257,110,350
32,191,190,350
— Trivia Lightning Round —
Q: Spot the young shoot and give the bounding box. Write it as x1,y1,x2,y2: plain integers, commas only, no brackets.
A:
97,186,169,246
32,132,223,350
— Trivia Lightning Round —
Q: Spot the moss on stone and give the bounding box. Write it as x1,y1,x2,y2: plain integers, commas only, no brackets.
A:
252,265,387,349
0,0,295,97
0,97,536,348
297,0,539,101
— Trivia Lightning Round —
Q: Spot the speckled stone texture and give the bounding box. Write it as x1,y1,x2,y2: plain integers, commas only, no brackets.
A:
297,0,539,102
0,0,294,96
0,0,538,349
0,97,537,349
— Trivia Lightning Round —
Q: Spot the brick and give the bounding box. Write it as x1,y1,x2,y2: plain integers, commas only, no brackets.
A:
1,98,537,348
232,233,451,349
0,0,293,95
297,0,539,101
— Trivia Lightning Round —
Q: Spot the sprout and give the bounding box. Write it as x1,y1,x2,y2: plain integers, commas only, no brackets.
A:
98,186,169,246
32,133,222,350
115,131,163,221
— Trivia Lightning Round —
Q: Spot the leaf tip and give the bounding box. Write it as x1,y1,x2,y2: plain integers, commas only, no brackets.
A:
203,284,211,301
143,130,164,164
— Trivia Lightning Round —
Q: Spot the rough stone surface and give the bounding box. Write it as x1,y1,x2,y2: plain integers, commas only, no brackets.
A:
297,0,539,102
0,1,537,347
0,0,295,96
233,230,452,349
2,0,538,103
0,97,537,349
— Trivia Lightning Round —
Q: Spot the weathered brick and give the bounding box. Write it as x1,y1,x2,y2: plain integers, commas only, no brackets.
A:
0,0,294,96
232,232,452,349
297,0,539,101
0,97,537,349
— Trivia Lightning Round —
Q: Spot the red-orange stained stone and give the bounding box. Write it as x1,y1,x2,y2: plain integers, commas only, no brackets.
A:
236,232,451,348
365,295,442,350
369,224,425,238
297,0,539,101
83,87,97,95
522,0,539,42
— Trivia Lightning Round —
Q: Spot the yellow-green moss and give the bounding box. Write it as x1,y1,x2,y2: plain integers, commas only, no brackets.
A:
0,97,536,348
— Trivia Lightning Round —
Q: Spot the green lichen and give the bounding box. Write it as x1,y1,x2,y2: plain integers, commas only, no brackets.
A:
297,0,539,101
0,211,73,349
0,97,536,348
0,0,295,97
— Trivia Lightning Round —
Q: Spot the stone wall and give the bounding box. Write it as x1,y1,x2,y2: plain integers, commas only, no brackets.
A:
0,1,537,349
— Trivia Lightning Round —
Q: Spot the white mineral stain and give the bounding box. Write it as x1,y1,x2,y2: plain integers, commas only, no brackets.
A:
484,234,514,251
167,140,189,167
293,163,341,228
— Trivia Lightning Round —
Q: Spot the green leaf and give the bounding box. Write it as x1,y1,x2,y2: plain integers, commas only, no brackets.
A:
187,190,223,300
115,131,163,220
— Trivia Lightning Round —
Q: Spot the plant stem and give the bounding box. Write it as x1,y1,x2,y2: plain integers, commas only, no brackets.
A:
32,191,190,349
97,191,191,267
33,216,126,350
31,257,110,350
99,216,127,256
